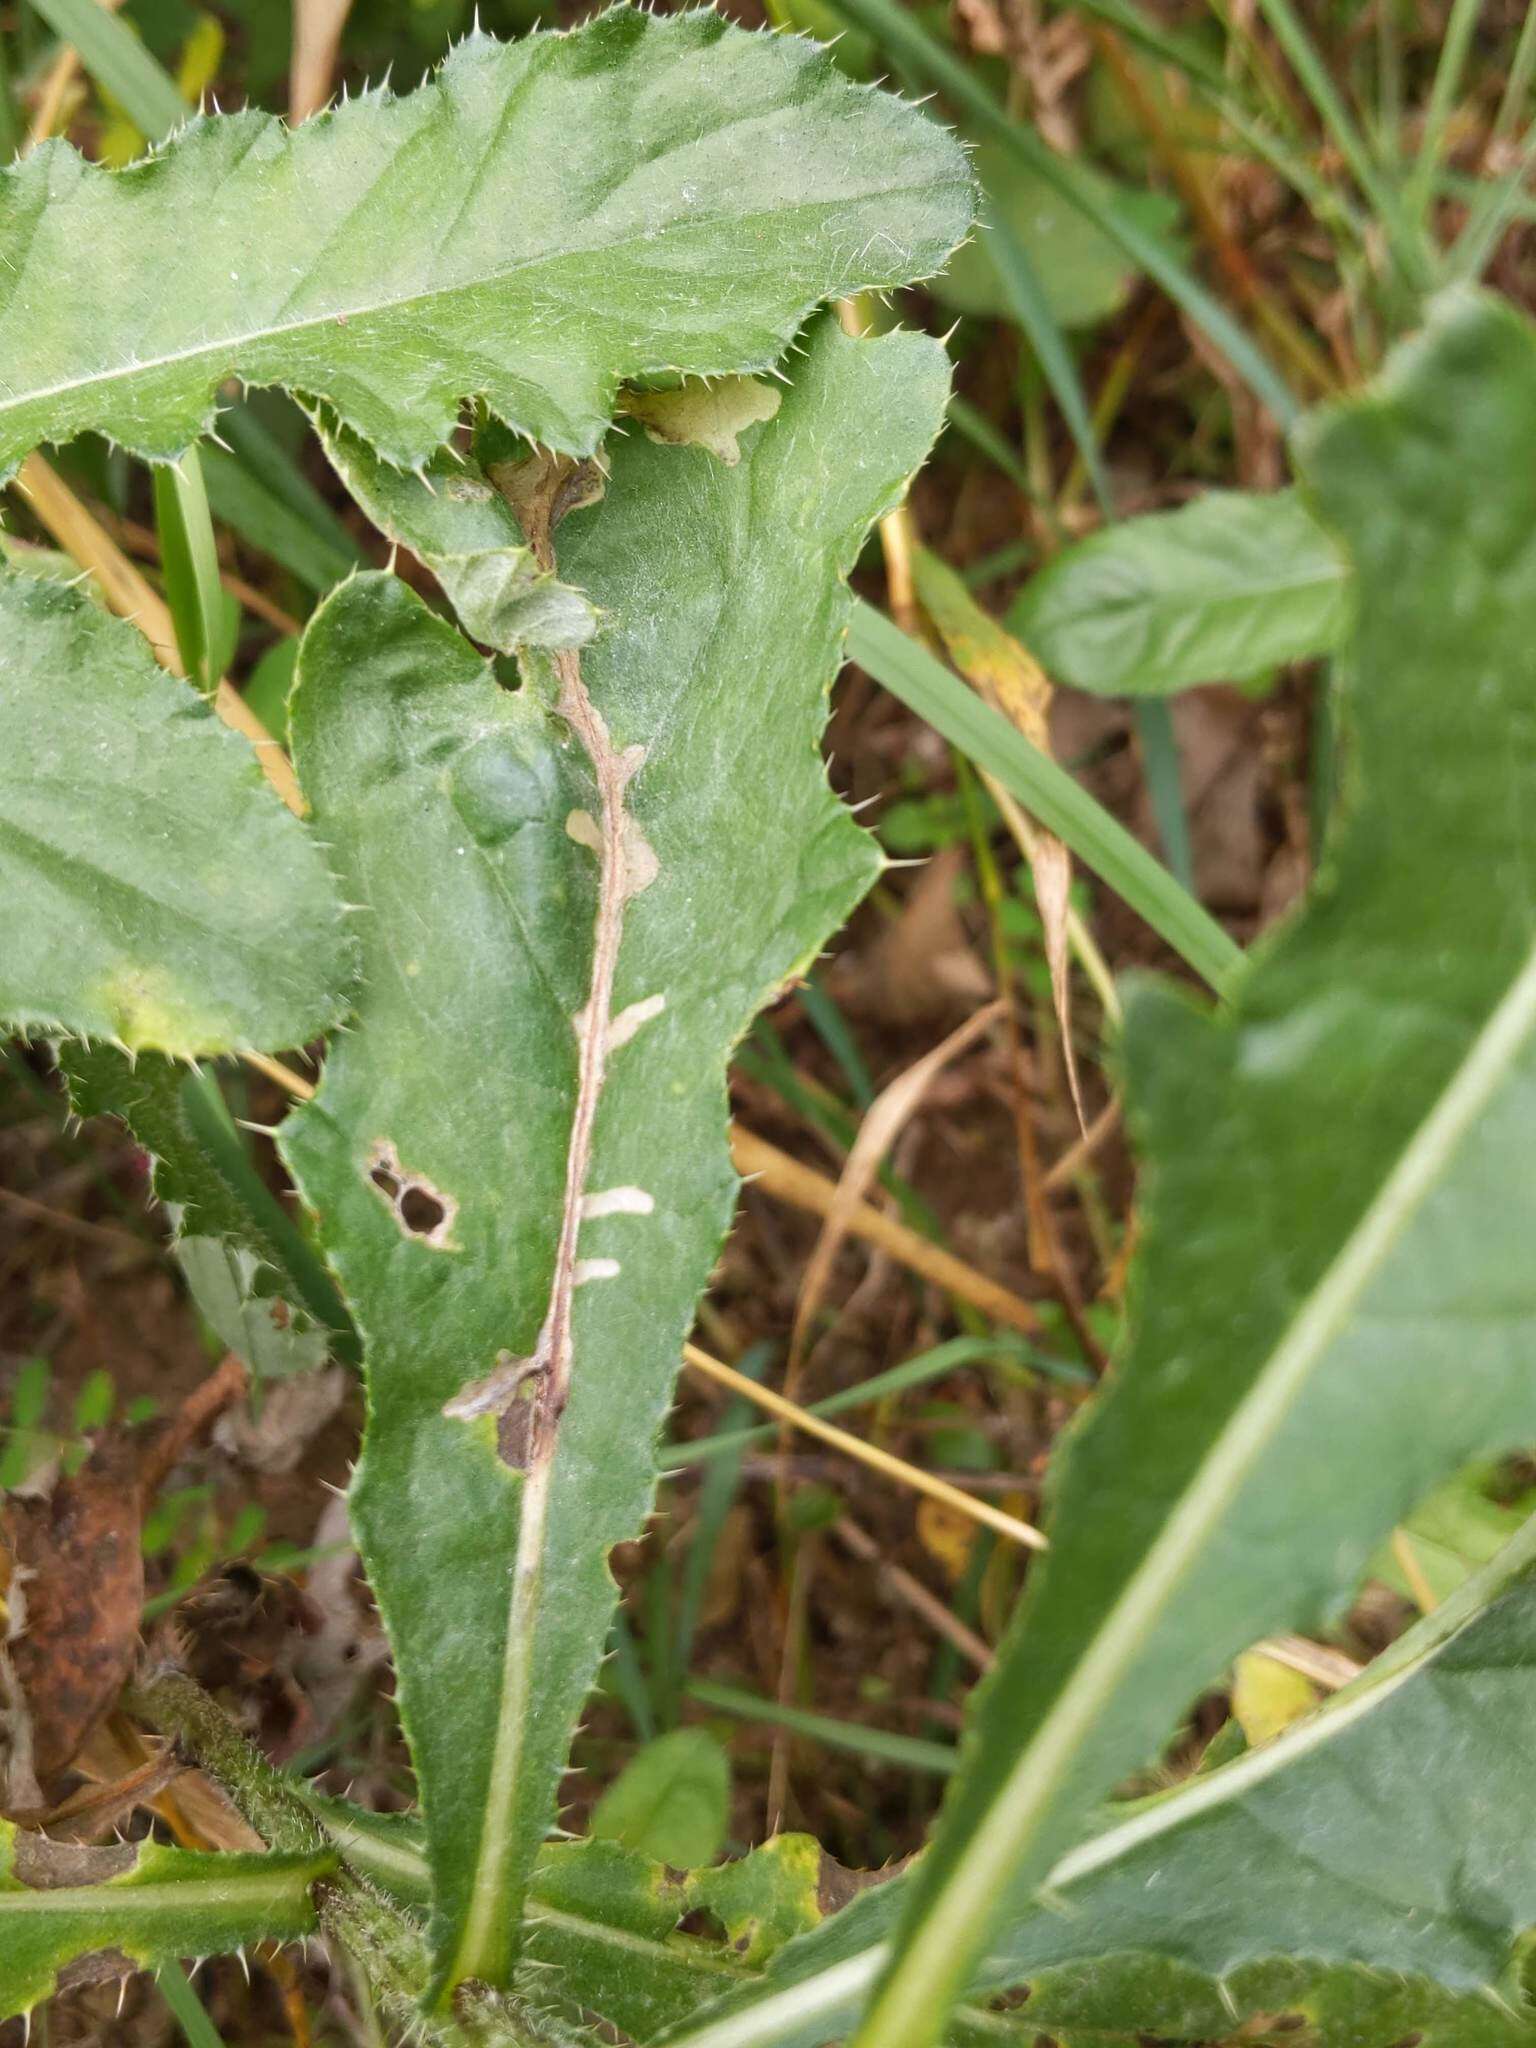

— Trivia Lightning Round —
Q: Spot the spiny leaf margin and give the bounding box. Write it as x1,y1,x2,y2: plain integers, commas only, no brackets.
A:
0,572,354,1057
0,6,971,478
0,1824,328,2022
278,316,951,1995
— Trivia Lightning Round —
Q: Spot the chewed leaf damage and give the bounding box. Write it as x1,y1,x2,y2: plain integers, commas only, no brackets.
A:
367,1139,457,1248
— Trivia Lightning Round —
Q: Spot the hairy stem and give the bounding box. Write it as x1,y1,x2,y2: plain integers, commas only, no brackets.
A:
126,1672,578,2045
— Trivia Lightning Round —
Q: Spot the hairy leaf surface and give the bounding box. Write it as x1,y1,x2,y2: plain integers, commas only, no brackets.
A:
1009,488,1348,698
0,7,968,476
279,318,949,1993
853,290,1536,2047
0,575,352,1055
0,1827,328,2021
665,1509,1536,2047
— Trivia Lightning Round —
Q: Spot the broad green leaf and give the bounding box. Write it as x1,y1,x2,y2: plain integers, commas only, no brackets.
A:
1009,488,1350,698
937,140,1182,331
0,1824,328,2022
664,1509,1536,2048
851,289,1536,2048
312,1780,832,2036
591,1729,730,1869
278,317,950,1995
687,1836,822,1971
0,8,969,477
0,574,353,1056
312,411,599,653
0,534,102,590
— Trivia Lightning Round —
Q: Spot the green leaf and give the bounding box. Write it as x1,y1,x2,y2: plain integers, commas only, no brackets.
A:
199,448,359,596
156,1961,233,2048
58,1036,354,1358
1009,489,1350,698
0,1824,328,2023
591,1730,731,1870
686,1834,822,1970
0,9,970,478
312,411,598,653
58,1044,356,1382
663,1510,1536,2048
277,316,950,1996
0,574,353,1056
937,140,1182,331
849,289,1536,2048
153,448,228,694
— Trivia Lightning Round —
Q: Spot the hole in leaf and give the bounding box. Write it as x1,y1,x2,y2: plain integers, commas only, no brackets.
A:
399,1184,447,1236
365,1140,457,1249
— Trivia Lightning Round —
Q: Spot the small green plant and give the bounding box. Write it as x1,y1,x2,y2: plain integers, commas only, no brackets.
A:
7,10,1536,2048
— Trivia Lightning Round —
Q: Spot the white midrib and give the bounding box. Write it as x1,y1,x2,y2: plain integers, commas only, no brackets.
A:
0,1870,316,1917
851,936,1536,2048
446,574,638,1992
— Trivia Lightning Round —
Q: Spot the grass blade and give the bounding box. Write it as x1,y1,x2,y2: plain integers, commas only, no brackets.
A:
981,202,1113,516
848,600,1242,993
156,1963,229,2048
1247,0,1429,289
26,0,185,140
1403,0,1485,230
153,449,227,692
1132,700,1192,890
685,1679,957,1777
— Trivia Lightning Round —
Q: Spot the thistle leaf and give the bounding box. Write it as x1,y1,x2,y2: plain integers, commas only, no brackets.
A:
0,1825,328,2023
0,574,353,1056
278,317,949,1994
0,8,969,476
851,290,1536,2047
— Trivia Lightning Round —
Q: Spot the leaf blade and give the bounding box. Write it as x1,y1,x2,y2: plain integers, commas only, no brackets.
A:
1010,488,1350,698
0,11,970,475
853,288,1536,2048
279,318,951,1993
0,1828,326,2024
661,1507,1536,2048
0,573,353,1056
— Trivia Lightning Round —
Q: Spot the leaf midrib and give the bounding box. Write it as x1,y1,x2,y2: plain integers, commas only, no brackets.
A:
0,1866,324,1919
